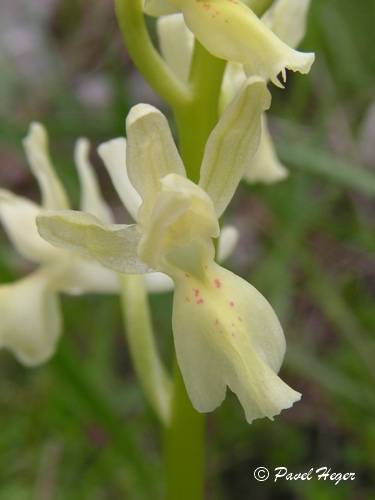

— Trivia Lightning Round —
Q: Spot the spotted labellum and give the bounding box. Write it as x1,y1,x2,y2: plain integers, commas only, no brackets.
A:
37,77,301,423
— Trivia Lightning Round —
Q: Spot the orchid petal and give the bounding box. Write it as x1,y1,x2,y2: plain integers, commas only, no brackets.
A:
37,210,149,274
219,0,312,109
145,272,174,293
219,62,247,113
126,104,185,220
139,174,219,271
143,0,179,16
0,270,62,366
75,138,112,223
172,261,301,423
56,257,120,295
262,0,311,50
23,122,69,210
98,138,141,222
0,190,60,263
142,233,238,294
53,258,173,295
157,13,194,82
178,0,314,87
217,226,239,262
244,115,288,184
199,77,271,216
139,224,237,293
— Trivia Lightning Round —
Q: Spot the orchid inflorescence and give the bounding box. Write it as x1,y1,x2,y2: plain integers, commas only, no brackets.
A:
1,0,314,424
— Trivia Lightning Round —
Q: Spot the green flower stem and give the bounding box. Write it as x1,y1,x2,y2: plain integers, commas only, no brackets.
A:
164,42,226,500
115,0,191,109
164,361,205,500
175,41,226,183
248,0,274,14
119,274,172,425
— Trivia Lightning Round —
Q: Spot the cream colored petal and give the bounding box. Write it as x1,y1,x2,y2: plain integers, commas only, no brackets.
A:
126,104,185,221
138,174,219,271
145,272,174,293
173,297,227,412
199,77,271,216
172,261,301,423
60,259,172,296
219,1,312,114
178,0,314,87
144,0,179,16
37,210,149,274
244,115,288,184
0,189,60,263
23,122,69,210
219,62,247,113
98,138,141,222
75,138,112,224
139,188,192,270
61,264,173,295
57,256,120,295
157,13,194,82
262,0,311,49
217,225,239,262
0,270,62,366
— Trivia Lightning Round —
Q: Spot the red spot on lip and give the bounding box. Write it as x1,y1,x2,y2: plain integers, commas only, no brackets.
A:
229,301,235,307
196,298,204,305
214,279,222,288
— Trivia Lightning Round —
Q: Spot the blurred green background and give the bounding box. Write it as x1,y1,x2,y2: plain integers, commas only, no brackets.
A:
0,0,375,498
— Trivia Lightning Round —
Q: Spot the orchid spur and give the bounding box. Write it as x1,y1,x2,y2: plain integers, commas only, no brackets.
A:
37,77,301,423
156,0,313,184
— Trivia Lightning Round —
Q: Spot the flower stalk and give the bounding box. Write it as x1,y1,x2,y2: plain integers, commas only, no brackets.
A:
164,362,205,500
115,0,191,109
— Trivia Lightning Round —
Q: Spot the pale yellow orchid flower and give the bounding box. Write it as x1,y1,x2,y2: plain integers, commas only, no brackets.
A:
0,269,61,366
37,78,301,423
157,0,312,184
97,132,239,268
146,0,314,86
0,123,116,364
223,0,313,183
0,123,238,365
